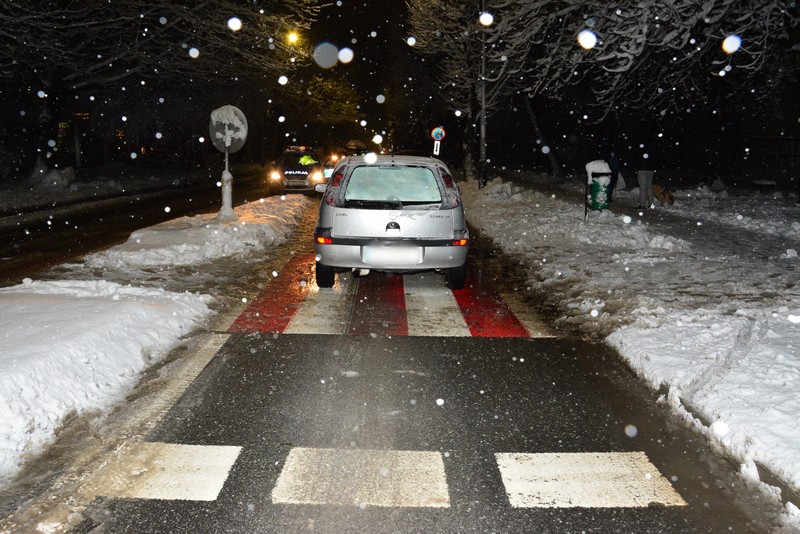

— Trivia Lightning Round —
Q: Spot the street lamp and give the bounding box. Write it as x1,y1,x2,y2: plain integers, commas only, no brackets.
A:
478,10,493,187
287,31,299,63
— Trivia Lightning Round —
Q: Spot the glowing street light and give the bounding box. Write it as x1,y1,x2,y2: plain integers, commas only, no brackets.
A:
287,31,299,45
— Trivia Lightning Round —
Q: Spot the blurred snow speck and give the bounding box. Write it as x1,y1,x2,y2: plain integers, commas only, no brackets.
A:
278,75,288,85
189,47,200,58
577,29,597,50
313,42,339,69
227,17,242,31
338,48,354,63
722,34,742,54
624,424,638,438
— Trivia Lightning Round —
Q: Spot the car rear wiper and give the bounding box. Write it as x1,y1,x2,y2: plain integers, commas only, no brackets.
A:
343,199,403,209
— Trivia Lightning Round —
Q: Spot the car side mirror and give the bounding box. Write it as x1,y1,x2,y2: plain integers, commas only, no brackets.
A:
314,183,327,194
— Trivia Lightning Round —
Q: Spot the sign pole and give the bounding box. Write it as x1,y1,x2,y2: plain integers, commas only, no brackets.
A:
209,105,248,221
430,126,446,157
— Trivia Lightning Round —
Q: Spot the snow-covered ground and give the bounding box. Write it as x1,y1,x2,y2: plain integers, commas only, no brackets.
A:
0,166,798,527
0,190,311,486
460,172,800,526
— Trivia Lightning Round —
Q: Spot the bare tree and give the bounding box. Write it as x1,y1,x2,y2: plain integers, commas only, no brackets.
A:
407,0,553,176
407,0,799,174
498,0,799,119
0,0,321,171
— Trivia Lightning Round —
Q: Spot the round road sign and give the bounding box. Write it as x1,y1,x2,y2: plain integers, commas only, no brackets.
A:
209,105,248,153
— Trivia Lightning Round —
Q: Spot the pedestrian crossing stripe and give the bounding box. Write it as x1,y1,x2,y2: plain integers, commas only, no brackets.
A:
228,254,553,338
271,447,450,508
81,443,686,510
80,442,241,502
495,451,687,508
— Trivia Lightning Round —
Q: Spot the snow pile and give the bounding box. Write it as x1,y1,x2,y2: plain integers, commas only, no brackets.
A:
0,194,312,484
0,280,212,482
461,176,800,498
85,195,309,268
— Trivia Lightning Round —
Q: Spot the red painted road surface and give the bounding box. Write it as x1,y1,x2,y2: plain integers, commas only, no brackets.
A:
229,254,530,338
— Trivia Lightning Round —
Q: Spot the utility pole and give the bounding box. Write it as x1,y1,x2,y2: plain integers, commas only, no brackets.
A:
478,7,493,188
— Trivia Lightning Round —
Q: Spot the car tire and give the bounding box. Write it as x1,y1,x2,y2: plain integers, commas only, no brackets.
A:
316,261,335,288
446,264,466,290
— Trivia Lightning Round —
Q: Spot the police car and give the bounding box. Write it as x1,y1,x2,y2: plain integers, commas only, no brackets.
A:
268,146,325,193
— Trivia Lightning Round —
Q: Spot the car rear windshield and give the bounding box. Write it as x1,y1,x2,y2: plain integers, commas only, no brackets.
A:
344,166,441,204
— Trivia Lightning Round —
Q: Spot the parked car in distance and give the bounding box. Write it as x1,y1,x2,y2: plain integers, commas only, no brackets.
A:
268,147,325,193
323,153,344,179
314,154,469,289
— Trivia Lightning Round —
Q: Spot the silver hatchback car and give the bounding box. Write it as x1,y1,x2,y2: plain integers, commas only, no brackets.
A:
313,154,469,289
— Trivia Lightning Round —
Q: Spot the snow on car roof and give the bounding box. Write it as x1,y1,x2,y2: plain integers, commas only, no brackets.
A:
341,154,447,168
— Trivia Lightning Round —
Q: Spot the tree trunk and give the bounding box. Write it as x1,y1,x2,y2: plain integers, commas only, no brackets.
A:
523,96,561,178
460,121,478,181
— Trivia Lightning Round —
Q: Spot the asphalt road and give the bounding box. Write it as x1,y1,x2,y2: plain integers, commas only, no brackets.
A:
70,296,771,533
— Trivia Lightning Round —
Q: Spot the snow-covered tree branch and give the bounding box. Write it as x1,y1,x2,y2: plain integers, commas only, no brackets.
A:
407,0,799,120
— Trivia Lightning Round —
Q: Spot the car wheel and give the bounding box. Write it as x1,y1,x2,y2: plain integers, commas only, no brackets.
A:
316,261,335,288
446,264,466,290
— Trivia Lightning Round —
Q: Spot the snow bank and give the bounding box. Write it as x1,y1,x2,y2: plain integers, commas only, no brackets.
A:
0,280,212,482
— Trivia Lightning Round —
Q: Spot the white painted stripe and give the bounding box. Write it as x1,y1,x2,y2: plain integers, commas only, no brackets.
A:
495,451,686,508
403,273,471,337
285,272,356,334
272,447,450,508
498,292,556,338
83,442,241,501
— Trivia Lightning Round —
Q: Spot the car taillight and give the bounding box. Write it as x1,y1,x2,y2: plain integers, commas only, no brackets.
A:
453,238,468,246
330,172,343,187
315,227,332,244
442,173,455,189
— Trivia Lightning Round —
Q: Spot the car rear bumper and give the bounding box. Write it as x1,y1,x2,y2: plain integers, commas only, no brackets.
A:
315,242,468,271
272,178,326,192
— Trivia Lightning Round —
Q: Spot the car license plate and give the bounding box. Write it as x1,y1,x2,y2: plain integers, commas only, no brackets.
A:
362,246,421,265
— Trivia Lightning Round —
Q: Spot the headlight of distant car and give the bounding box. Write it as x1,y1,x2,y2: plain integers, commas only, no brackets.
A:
270,171,282,181
310,171,324,182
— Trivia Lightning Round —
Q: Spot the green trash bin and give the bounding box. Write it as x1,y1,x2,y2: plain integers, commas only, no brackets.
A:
590,172,611,210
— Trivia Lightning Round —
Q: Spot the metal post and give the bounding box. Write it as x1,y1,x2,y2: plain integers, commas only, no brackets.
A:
479,48,487,187
478,2,487,188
